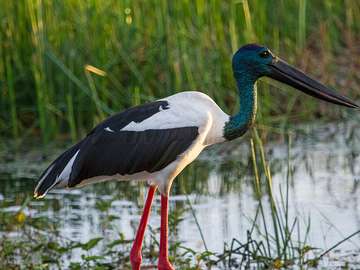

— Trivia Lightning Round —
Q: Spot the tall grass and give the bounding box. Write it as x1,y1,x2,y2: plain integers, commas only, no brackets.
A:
0,1,359,142
248,129,311,268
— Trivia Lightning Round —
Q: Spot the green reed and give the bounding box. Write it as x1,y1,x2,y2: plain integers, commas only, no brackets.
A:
0,0,359,142
247,128,311,268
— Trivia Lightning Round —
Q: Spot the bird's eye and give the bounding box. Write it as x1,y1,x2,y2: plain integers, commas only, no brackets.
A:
259,51,271,58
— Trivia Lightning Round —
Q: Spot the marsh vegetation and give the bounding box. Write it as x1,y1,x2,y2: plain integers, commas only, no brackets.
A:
1,1,360,142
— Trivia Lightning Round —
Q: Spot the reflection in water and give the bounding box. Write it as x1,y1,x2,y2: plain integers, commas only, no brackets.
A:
0,121,360,262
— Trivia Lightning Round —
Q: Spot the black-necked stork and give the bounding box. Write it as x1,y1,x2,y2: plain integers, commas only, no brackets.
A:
34,44,358,270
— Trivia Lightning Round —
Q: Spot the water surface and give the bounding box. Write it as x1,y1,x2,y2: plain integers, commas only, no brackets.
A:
1,120,360,268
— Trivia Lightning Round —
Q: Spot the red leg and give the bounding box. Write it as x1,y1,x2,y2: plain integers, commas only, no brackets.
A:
130,185,157,270
158,194,174,270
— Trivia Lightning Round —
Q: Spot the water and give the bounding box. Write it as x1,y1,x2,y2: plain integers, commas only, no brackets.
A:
1,120,360,268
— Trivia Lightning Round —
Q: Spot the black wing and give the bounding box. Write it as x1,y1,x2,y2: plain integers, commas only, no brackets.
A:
68,126,198,187
35,100,178,197
34,99,199,196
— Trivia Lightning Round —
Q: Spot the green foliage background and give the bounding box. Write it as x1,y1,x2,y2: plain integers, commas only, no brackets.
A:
1,0,359,142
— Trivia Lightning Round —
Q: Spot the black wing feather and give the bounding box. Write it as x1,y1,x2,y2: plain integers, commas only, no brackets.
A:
68,127,198,187
35,99,198,196
90,100,170,134
34,140,83,196
35,100,168,195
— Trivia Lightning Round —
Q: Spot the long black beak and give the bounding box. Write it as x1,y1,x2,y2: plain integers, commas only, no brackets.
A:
268,58,359,109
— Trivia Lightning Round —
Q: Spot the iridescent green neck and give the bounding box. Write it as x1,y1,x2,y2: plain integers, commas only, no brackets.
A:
224,75,257,141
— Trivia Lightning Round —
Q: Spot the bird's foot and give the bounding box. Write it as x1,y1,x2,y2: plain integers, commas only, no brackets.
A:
130,251,142,270
158,258,174,270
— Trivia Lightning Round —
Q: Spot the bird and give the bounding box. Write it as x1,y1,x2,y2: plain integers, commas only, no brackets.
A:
34,44,359,270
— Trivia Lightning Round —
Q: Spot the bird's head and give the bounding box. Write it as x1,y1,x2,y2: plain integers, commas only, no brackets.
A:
232,44,359,109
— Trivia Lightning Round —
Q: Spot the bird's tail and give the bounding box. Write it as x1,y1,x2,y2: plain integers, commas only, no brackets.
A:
34,143,81,199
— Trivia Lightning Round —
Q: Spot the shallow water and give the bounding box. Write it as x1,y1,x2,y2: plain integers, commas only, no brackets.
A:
1,120,360,268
